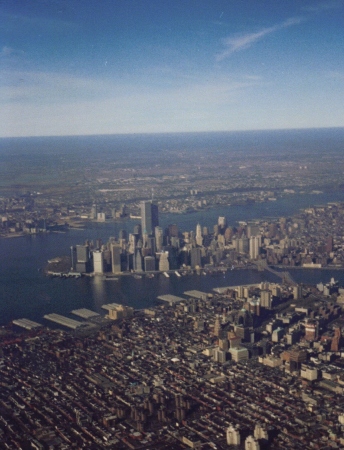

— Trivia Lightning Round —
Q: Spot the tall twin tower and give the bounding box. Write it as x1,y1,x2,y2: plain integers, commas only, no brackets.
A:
140,200,159,236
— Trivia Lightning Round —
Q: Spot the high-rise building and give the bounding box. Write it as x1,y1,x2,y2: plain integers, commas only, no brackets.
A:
249,235,261,260
155,226,164,252
158,252,169,271
134,248,143,272
260,290,272,308
237,236,249,254
196,223,203,246
190,247,202,268
144,256,156,272
90,204,97,219
141,200,159,236
111,243,121,273
70,246,77,271
167,223,178,238
76,244,89,263
93,250,104,274
247,223,260,238
218,216,227,229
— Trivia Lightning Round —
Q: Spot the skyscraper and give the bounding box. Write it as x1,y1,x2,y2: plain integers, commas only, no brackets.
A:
111,243,122,273
196,223,202,246
155,226,164,252
249,235,261,260
140,201,159,236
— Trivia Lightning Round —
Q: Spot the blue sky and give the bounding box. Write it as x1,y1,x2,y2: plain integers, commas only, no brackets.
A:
1,0,344,137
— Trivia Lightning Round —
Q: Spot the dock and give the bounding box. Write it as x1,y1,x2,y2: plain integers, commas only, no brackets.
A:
13,318,43,330
184,290,210,300
213,283,260,294
157,294,184,306
71,308,100,319
44,313,85,330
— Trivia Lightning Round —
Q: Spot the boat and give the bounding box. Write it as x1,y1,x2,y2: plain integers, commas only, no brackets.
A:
163,272,170,278
133,274,142,279
175,271,181,277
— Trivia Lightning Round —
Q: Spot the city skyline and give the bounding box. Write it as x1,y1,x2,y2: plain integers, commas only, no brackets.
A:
1,0,344,137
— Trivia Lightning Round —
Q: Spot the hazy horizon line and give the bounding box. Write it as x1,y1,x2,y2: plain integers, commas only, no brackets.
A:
1,125,344,141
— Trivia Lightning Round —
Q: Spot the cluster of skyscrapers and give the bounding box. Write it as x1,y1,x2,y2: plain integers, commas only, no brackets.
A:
70,202,263,275
71,201,173,274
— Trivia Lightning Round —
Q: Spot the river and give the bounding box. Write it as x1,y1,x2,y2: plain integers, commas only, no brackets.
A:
1,190,344,326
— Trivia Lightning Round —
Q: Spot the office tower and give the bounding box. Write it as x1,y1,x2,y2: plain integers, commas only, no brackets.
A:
159,252,169,271
260,290,272,308
147,236,156,253
249,235,260,260
218,216,227,230
144,256,156,272
76,244,89,263
293,285,302,300
247,223,260,238
190,247,202,268
128,233,136,253
155,226,164,252
141,200,159,236
93,250,104,274
134,248,143,272
224,227,233,243
102,248,111,271
90,204,97,219
168,223,178,238
111,243,121,273
196,223,203,246
237,236,249,254
133,224,142,236
70,246,77,271
76,244,90,272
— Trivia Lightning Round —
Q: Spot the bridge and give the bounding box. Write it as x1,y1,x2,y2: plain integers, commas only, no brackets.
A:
254,260,297,286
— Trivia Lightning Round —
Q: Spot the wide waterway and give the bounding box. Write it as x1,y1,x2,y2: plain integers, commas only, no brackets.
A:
1,190,344,327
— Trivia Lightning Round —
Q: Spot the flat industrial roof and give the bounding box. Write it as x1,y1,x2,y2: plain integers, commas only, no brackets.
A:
44,313,85,330
184,290,209,299
71,308,100,319
101,303,123,311
157,294,185,305
13,318,42,330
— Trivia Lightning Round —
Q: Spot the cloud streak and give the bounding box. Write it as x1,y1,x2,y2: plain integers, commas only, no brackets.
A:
302,0,344,13
216,17,303,61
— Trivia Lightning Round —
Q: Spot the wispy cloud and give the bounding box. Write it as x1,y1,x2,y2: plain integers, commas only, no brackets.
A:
302,0,344,13
216,17,303,61
0,46,24,58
